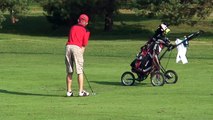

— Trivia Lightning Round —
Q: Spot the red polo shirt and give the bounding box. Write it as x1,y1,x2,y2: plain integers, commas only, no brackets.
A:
66,24,90,48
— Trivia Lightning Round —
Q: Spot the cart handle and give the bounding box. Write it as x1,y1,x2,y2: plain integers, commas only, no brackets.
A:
175,30,204,47
159,30,203,60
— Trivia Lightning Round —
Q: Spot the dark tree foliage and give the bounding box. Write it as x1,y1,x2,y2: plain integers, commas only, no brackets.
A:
42,0,122,31
132,0,213,25
42,0,96,28
94,0,120,31
0,0,29,27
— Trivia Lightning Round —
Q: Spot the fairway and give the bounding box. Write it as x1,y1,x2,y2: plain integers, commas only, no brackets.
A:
0,34,212,120
0,4,213,119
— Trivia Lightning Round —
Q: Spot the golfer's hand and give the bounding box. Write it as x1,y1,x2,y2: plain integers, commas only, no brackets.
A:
82,47,85,53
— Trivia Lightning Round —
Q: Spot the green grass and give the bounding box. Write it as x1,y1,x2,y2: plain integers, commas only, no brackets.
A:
0,34,212,120
0,7,213,120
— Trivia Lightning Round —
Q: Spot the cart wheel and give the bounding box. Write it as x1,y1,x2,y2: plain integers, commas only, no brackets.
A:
121,71,135,86
151,71,165,86
164,70,178,84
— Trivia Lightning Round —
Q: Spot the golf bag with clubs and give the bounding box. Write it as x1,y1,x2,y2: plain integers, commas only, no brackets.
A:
121,23,203,86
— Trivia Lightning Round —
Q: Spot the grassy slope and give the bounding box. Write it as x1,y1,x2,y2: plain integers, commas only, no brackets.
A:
0,6,212,120
0,36,212,120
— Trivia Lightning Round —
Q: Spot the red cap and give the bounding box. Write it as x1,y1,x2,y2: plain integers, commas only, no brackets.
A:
78,14,89,23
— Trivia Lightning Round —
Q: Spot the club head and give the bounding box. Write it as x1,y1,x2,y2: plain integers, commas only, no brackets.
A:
91,92,96,96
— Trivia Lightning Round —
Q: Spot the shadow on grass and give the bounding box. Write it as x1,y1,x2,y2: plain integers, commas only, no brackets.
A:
0,89,63,97
0,15,69,37
0,15,154,40
90,25,153,41
91,80,151,87
91,81,121,86
0,51,53,55
0,14,212,41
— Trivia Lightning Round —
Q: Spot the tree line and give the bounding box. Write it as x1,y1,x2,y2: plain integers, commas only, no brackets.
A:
0,0,212,31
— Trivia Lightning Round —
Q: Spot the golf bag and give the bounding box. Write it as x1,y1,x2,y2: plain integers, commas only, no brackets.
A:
130,44,152,79
130,38,170,80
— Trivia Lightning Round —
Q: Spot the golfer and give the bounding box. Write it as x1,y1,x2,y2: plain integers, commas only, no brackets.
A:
65,14,90,97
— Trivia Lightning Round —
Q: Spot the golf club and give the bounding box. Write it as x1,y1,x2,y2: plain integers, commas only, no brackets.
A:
83,70,96,95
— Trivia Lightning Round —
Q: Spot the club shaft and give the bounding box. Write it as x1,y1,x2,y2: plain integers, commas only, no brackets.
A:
83,71,94,93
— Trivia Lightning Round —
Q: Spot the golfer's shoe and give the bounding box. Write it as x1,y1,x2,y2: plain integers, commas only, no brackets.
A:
66,91,74,97
79,90,89,97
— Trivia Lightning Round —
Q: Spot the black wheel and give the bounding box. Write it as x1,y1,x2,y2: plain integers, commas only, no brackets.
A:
164,70,178,84
121,72,135,86
151,71,165,86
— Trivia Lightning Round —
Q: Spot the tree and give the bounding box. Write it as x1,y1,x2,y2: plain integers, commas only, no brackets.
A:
0,0,30,27
42,0,123,31
95,0,120,31
132,0,213,25
42,0,96,28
